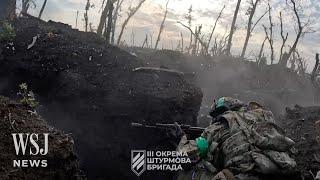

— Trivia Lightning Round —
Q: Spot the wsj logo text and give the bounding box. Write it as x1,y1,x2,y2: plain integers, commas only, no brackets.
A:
12,133,49,168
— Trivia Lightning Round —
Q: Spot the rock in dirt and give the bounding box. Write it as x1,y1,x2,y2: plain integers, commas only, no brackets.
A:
316,171,320,180
0,96,82,180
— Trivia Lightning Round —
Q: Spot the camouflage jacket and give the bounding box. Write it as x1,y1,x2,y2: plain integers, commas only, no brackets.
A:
178,104,296,176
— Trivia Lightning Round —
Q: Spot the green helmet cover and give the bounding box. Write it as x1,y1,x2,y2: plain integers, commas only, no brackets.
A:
216,97,225,109
196,137,208,158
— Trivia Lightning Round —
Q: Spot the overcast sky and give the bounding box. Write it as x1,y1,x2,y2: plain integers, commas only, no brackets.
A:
24,0,320,71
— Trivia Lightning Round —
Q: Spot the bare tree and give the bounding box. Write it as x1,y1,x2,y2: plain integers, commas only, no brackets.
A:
176,40,181,51
263,2,274,64
289,51,296,70
21,0,30,15
206,5,225,54
84,0,90,32
154,0,169,50
111,0,124,44
38,0,48,19
311,53,320,84
97,0,113,36
1,0,16,20
278,11,288,65
212,34,229,56
257,37,267,61
286,0,302,60
171,39,174,50
150,33,153,48
100,0,106,10
141,34,148,48
76,11,79,28
177,22,207,55
226,0,242,55
180,32,184,53
279,0,308,67
186,5,193,54
240,0,269,58
211,36,218,56
195,26,205,55
263,25,274,64
193,26,199,54
117,0,146,45
294,50,307,74
97,2,108,35
130,29,136,46
21,0,37,15
105,0,114,44
89,22,95,32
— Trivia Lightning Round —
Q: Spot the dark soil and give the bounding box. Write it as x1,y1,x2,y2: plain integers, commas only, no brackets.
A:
280,105,320,180
0,17,202,179
0,96,82,180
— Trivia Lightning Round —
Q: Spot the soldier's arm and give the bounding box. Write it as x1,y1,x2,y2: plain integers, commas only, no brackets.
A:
201,121,227,162
177,119,227,161
177,135,200,163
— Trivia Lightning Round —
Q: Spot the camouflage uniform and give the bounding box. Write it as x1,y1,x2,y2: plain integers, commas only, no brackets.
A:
177,101,296,180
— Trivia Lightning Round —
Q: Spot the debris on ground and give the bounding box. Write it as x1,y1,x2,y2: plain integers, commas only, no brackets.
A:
280,105,320,180
0,96,83,180
316,171,320,180
27,34,39,49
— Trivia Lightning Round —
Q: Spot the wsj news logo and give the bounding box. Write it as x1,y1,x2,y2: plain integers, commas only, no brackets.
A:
12,133,49,167
131,150,146,176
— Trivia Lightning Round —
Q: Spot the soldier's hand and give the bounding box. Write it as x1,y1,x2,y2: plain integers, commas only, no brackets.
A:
173,122,185,139
166,122,185,145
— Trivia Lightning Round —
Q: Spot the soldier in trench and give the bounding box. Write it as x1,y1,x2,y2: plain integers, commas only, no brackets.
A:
176,97,297,180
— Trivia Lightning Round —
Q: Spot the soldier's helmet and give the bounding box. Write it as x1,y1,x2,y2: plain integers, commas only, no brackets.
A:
210,97,244,118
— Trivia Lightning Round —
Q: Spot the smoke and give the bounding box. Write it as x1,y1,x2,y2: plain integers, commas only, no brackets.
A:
133,49,320,122
191,57,319,119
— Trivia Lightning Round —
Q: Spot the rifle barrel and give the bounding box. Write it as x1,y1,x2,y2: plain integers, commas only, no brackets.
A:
131,122,205,132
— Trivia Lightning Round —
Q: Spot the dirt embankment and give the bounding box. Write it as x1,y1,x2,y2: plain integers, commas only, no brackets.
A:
280,105,320,180
0,17,202,179
0,96,82,180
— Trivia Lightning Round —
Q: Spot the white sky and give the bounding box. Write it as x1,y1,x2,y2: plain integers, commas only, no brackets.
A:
25,0,320,71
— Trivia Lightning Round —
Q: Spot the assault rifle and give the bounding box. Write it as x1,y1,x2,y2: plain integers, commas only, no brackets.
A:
131,122,205,139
